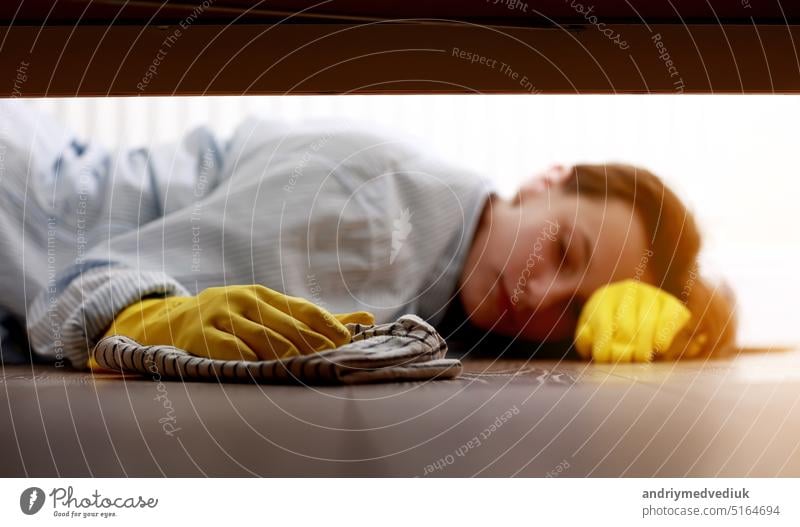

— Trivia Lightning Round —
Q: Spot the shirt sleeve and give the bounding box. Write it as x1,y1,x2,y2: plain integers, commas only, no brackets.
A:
15,112,228,369
22,119,298,369
26,259,191,369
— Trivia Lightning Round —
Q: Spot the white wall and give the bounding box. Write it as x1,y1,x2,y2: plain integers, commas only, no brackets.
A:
30,95,800,347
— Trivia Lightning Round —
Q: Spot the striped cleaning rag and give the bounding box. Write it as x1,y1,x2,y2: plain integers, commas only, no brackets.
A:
90,314,461,384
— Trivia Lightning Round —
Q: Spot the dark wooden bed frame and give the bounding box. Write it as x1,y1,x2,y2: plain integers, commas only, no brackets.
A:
2,0,799,96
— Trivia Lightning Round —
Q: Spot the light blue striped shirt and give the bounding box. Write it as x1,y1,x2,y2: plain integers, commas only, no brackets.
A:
0,101,492,368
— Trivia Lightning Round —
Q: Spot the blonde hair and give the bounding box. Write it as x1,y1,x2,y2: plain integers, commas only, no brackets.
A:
564,163,737,359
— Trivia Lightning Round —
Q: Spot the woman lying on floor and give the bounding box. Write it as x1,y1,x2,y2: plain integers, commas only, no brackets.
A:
0,100,736,369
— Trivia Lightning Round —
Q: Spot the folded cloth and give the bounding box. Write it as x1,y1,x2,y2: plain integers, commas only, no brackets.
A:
90,314,461,384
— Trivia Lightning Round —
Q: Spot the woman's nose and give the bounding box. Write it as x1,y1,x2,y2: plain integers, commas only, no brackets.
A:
509,230,578,312
517,273,576,313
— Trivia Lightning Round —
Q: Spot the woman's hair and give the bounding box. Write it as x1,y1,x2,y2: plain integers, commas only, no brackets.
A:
562,163,737,359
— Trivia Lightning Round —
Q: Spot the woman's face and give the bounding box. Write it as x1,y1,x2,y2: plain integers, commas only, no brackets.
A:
459,172,653,343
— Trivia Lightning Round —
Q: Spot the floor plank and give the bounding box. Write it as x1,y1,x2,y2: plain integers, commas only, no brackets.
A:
2,350,799,476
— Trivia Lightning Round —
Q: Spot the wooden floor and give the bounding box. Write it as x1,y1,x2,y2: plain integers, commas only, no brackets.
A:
2,349,799,477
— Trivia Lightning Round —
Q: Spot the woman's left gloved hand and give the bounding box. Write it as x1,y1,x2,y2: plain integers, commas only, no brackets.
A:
574,279,701,363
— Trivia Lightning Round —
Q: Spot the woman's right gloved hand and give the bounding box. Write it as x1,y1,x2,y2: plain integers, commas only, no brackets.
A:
574,279,701,363
99,284,375,362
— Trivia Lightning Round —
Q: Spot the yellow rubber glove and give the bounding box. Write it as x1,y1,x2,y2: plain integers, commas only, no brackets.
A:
574,279,696,363
90,285,374,369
